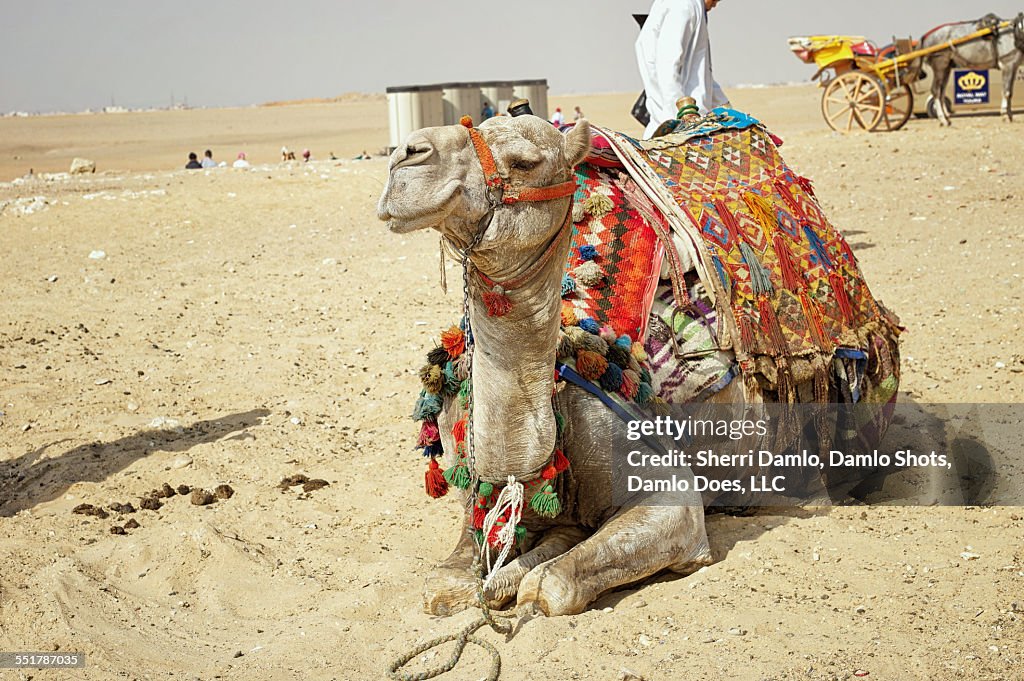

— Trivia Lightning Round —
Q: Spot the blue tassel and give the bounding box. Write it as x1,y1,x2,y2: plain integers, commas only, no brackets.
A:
712,255,729,292
804,225,833,271
561,273,576,297
615,334,632,350
578,245,598,261
739,242,774,297
422,441,443,458
579,317,600,334
599,363,623,391
442,361,460,395
636,381,654,405
412,391,443,420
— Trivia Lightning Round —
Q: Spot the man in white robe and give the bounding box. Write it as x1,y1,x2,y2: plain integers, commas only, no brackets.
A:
636,0,730,137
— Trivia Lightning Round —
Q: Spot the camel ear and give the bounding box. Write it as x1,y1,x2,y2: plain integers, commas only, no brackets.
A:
564,120,591,168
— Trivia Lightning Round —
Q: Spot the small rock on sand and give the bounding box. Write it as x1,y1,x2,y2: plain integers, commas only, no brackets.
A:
191,489,215,506
214,484,234,500
70,158,96,174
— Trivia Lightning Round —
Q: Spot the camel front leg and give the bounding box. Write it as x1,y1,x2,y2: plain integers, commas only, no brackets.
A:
482,526,589,608
515,504,712,616
1002,62,1019,122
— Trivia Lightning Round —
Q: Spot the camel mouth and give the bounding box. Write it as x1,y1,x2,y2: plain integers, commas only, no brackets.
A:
379,178,463,233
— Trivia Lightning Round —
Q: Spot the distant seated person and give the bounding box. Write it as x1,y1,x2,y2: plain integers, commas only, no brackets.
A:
573,105,584,121
281,146,296,161
481,100,495,120
551,107,564,126
201,149,217,168
354,150,370,160
185,152,202,170
233,152,251,168
302,149,311,162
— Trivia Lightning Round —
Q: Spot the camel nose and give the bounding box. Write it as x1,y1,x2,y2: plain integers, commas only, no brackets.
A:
391,132,434,170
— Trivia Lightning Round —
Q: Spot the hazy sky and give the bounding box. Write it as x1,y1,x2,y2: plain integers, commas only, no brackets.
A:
2,1,1020,112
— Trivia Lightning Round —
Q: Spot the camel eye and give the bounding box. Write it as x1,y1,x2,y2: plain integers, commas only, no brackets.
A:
511,159,540,172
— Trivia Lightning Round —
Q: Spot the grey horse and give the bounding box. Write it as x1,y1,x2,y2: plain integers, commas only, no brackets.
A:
921,12,1024,124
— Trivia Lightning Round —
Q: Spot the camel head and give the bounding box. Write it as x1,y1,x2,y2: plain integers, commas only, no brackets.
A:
377,115,590,261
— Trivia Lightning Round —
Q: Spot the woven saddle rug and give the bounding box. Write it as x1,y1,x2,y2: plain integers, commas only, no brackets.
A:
581,110,902,404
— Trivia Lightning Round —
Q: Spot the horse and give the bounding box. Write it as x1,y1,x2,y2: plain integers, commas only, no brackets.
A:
921,12,1024,125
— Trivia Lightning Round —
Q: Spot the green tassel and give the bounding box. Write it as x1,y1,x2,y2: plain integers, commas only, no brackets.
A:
514,524,527,544
636,381,654,405
474,529,484,545
442,361,460,395
477,481,494,497
555,412,566,437
457,379,471,409
529,485,562,518
443,462,471,489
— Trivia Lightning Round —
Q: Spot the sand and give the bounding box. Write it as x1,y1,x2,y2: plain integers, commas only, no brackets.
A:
1,87,1023,681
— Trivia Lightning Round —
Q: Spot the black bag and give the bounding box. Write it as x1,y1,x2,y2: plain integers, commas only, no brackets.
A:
631,91,650,127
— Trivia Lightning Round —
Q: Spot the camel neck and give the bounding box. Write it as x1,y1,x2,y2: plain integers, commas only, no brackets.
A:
465,210,572,483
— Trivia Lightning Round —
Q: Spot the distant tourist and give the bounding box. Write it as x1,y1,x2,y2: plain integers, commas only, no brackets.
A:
302,149,311,162
551,107,564,126
185,152,202,170
201,149,217,168
233,152,251,169
281,146,296,161
329,151,338,160
481,100,495,120
574,105,584,121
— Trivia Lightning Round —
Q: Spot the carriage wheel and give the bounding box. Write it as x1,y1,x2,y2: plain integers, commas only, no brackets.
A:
882,83,913,131
821,72,886,132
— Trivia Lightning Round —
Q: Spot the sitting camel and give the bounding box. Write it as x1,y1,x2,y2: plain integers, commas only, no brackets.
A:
378,113,898,616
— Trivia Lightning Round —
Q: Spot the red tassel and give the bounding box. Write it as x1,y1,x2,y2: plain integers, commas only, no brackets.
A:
773,233,802,291
800,288,830,349
417,420,440,447
838,238,857,267
425,458,449,498
472,504,487,529
452,418,467,444
482,287,513,317
739,313,757,350
552,448,570,473
797,175,816,198
440,326,466,358
829,271,855,324
541,464,558,481
758,295,788,356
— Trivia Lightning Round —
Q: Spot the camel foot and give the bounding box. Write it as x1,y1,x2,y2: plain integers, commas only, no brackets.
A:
516,560,589,617
423,565,481,616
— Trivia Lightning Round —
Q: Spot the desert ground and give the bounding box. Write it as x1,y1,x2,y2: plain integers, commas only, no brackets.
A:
1,86,1023,681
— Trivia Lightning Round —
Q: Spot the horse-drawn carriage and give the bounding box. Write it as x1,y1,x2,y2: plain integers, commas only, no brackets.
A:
789,14,1024,131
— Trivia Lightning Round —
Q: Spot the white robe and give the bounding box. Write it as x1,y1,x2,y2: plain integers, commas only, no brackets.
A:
635,0,730,137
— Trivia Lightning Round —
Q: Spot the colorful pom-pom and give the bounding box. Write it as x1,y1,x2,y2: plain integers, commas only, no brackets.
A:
583,193,613,218
556,333,574,360
421,441,443,458
427,346,450,367
560,302,578,327
576,349,608,381
574,260,604,287
441,326,466,358
579,317,600,334
420,364,444,394
443,461,471,489
478,481,494,497
482,286,513,317
553,448,570,472
631,342,649,362
541,464,558,481
472,504,487,529
606,344,631,369
599,325,617,344
460,115,473,128
425,458,449,498
572,203,586,223
412,391,443,420
529,485,562,518
620,369,640,400
636,381,654,405
578,331,608,356
452,418,467,444
578,244,598,261
615,335,632,350
417,420,440,447
442,362,460,394
599,362,623,392
561,273,576,297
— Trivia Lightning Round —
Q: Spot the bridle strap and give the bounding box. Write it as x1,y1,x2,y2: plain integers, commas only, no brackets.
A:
460,116,577,206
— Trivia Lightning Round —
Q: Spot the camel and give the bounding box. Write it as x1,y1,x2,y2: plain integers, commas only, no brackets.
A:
377,113,898,617
922,13,1024,125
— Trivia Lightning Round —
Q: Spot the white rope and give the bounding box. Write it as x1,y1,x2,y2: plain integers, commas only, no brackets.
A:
480,475,524,591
